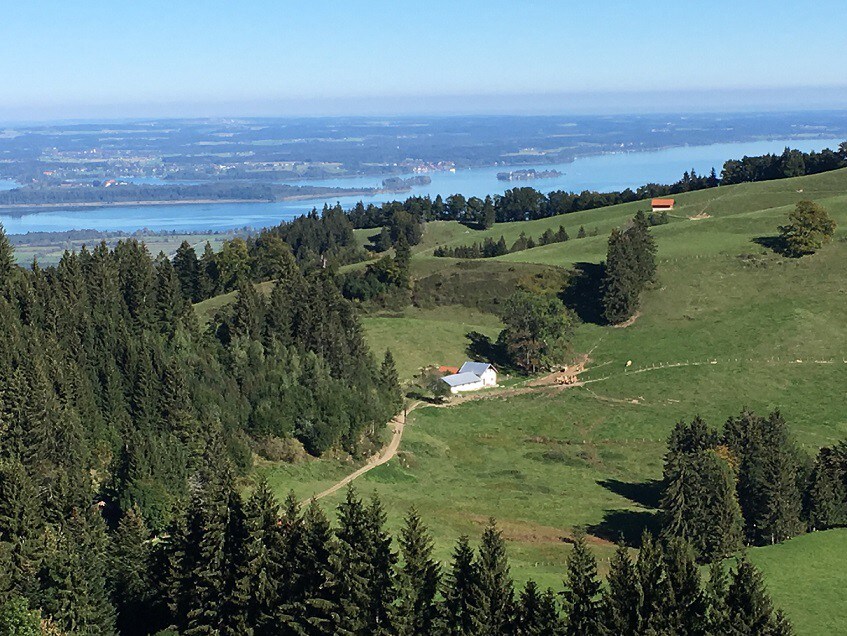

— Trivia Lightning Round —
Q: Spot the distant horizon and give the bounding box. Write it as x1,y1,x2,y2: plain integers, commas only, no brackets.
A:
2,87,847,126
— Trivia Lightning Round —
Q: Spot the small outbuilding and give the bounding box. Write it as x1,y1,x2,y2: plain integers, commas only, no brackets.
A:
651,198,675,212
441,362,498,394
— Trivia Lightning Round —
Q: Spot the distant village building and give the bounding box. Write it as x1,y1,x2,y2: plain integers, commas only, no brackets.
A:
440,362,497,394
651,198,675,212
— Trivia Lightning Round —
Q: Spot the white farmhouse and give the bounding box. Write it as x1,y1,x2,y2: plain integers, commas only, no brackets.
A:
441,362,497,394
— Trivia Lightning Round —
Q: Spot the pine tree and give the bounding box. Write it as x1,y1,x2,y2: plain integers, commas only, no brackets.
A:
444,535,483,636
173,240,201,302
515,581,562,635
38,508,118,636
562,530,602,636
807,448,847,531
183,476,230,635
397,507,441,636
0,459,43,600
725,560,775,634
630,210,658,286
661,538,706,634
230,280,265,342
334,486,371,632
476,518,514,635
724,409,804,545
244,477,285,635
0,224,15,289
108,505,151,636
601,228,640,324
756,412,804,544
661,448,743,562
220,488,251,636
603,542,641,635
704,561,730,635
379,349,403,418
635,531,672,634
199,242,219,298
265,278,294,347
364,495,399,635
283,500,341,635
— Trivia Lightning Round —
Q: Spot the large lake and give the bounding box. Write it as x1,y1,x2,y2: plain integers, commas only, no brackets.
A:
0,137,843,234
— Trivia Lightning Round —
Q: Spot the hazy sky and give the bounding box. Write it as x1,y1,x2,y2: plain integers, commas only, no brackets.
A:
2,1,846,120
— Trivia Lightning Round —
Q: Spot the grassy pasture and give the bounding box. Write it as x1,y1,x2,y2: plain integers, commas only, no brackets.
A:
746,529,847,635
259,170,847,631
361,306,502,380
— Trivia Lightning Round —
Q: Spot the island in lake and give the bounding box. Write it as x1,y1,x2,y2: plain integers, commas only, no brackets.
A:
496,168,563,181
381,175,433,189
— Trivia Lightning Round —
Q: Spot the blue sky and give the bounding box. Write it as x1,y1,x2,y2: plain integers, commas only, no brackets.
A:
2,1,846,120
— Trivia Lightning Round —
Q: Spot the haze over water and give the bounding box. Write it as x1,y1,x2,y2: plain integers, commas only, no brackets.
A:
0,137,842,234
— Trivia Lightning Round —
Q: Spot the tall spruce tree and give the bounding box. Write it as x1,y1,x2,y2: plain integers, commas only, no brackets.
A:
635,531,672,634
515,581,562,636
661,538,706,635
173,240,201,302
397,508,441,636
562,530,602,636
444,535,483,636
108,505,151,636
806,447,847,530
725,560,777,635
476,519,514,635
244,477,285,635
0,460,43,600
363,495,399,635
601,228,641,324
603,542,641,635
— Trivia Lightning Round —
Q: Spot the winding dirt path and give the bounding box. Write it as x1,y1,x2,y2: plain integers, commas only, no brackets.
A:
309,403,419,501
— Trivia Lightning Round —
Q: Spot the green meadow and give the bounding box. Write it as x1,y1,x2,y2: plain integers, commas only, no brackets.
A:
233,168,847,633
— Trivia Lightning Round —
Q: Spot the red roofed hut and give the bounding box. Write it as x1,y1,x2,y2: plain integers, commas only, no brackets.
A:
651,198,675,212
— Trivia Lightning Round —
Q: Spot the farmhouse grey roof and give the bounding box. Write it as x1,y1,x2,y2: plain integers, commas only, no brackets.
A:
459,362,493,375
441,372,483,387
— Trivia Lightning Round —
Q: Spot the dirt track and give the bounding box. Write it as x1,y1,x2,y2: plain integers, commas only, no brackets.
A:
309,404,416,501
308,358,592,502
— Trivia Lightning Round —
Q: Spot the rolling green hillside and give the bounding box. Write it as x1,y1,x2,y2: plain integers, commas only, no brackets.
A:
253,169,847,633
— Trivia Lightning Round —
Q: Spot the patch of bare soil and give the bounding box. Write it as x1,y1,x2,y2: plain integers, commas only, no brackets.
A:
528,354,590,388
612,311,640,329
688,212,711,220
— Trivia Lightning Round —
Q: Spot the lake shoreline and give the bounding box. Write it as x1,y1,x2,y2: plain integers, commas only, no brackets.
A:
0,188,399,216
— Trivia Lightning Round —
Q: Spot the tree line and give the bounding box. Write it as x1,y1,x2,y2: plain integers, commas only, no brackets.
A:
0,471,795,635
338,143,846,247
169,206,365,305
660,409,847,563
0,182,371,207
432,226,573,259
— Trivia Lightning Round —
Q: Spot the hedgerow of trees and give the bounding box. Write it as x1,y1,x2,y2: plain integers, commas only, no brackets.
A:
661,408,847,563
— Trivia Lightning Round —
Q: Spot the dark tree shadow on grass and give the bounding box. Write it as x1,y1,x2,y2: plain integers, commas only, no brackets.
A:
752,235,793,256
560,262,606,325
587,509,661,547
587,477,664,546
465,330,509,368
598,478,664,509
